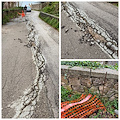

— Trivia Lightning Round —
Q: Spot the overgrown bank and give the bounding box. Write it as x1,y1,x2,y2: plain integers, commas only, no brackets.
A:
2,7,22,25
39,2,59,30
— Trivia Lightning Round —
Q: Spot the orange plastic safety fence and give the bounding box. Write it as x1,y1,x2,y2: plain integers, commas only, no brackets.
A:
61,94,106,118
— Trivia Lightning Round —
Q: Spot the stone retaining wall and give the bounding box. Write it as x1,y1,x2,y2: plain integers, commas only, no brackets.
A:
40,11,59,20
61,65,118,101
62,2,118,59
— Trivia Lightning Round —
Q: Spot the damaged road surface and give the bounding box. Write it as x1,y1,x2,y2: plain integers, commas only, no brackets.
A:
2,11,59,118
61,2,118,59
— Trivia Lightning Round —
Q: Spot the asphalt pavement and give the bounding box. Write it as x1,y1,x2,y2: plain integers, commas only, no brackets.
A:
2,11,59,118
72,2,118,41
2,18,36,118
61,2,118,59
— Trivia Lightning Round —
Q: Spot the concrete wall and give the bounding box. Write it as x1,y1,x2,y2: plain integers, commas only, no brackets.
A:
61,65,118,101
31,3,48,10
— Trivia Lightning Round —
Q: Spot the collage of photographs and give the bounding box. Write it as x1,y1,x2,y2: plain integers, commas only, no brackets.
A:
1,0,119,119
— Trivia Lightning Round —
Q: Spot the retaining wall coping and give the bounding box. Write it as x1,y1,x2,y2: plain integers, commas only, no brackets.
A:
40,11,59,19
61,65,118,79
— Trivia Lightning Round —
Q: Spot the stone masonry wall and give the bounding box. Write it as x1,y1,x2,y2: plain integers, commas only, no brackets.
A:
61,65,118,101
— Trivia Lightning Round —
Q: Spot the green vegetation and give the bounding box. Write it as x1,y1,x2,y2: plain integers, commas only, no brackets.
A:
61,86,81,102
109,2,118,7
39,2,59,30
2,7,22,25
39,15,59,30
3,7,22,11
41,2,59,16
61,86,118,118
61,61,118,70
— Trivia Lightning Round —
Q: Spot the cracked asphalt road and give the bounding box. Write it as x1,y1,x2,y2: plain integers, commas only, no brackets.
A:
27,11,59,118
61,2,118,59
2,11,59,118
2,18,36,118
61,11,110,59
72,2,118,41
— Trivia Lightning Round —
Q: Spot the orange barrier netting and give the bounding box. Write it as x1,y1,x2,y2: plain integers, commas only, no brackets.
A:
61,94,106,118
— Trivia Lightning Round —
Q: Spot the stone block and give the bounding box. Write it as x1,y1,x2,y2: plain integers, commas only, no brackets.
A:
80,78,91,87
61,76,68,84
90,86,98,93
92,78,103,86
72,85,84,93
69,77,80,86
114,83,118,90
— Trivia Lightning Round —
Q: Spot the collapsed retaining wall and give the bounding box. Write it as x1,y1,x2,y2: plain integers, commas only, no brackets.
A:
62,2,118,59
61,65,118,101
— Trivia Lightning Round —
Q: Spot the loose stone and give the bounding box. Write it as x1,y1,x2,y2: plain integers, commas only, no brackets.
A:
106,42,112,48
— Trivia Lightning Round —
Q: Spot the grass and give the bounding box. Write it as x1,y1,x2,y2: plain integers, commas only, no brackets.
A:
2,11,19,25
39,2,59,30
61,86,118,118
41,2,59,16
39,15,59,30
61,61,118,70
61,86,81,102
2,7,22,24
3,7,23,11
109,2,118,7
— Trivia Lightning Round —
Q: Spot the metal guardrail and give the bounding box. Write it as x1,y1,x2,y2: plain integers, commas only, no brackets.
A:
40,11,59,20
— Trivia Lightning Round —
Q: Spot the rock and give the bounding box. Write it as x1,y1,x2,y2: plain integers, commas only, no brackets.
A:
100,42,104,47
114,109,118,115
61,26,65,29
106,48,113,55
96,39,100,44
114,84,118,90
31,106,34,111
61,82,65,86
65,29,69,33
112,52,118,59
106,42,112,48
90,86,98,93
71,85,81,92
32,100,36,106
80,78,91,87
104,45,107,50
89,42,94,46
99,85,104,91
112,40,118,45
87,39,90,42
106,37,111,41
91,24,95,28
103,86,109,94
93,78,103,86
110,45,118,51
69,77,80,85
94,29,97,33
97,30,100,34
109,96,115,101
